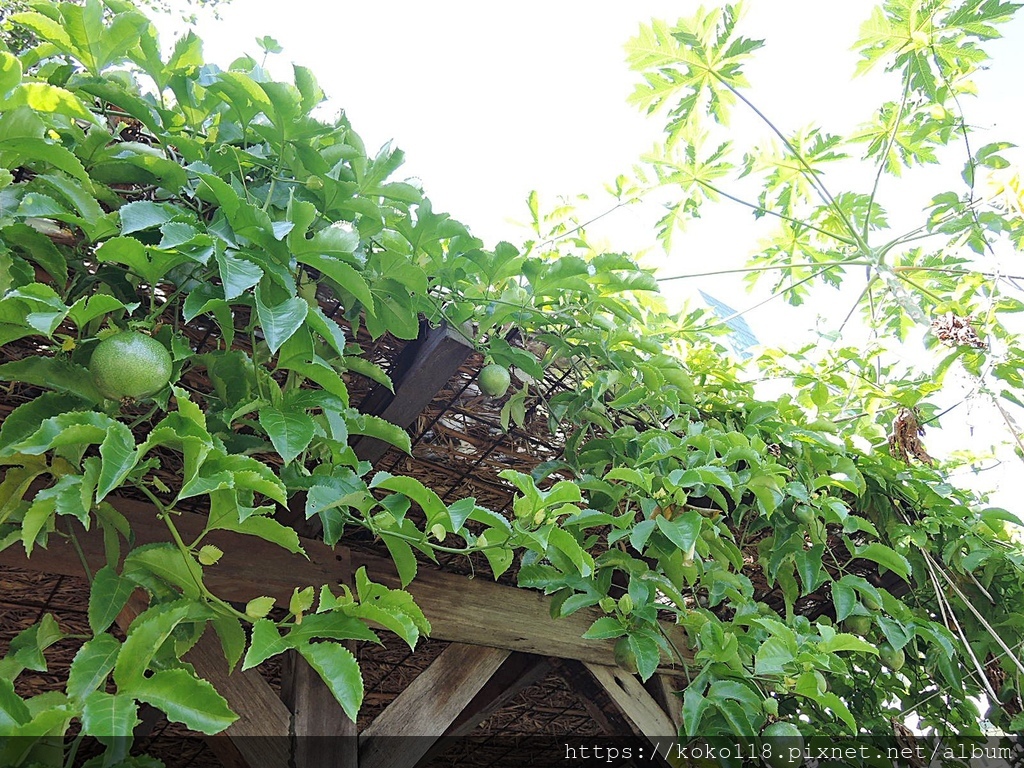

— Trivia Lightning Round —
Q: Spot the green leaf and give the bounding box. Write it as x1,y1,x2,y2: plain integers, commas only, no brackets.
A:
754,636,795,675
118,201,183,235
369,472,447,528
0,357,103,403
582,616,627,640
855,542,911,581
216,249,264,300
296,253,373,310
258,407,315,464
96,420,138,502
0,679,31,729
123,542,205,599
254,285,308,353
114,600,194,690
131,669,237,735
211,615,246,673
380,533,417,588
81,691,138,743
296,640,363,723
242,619,289,670
88,565,135,634
347,413,411,455
655,511,702,553
547,527,594,577
817,632,879,655
68,634,121,701
0,52,22,95
830,578,856,622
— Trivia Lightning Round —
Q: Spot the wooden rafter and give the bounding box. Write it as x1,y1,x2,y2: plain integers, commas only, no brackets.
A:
584,662,677,767
359,642,510,768
352,320,475,465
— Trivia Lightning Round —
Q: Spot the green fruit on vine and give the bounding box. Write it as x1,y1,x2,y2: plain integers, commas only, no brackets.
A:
761,722,804,768
614,637,639,674
861,593,882,611
879,644,905,671
478,364,511,397
843,614,872,636
89,331,173,400
795,506,815,525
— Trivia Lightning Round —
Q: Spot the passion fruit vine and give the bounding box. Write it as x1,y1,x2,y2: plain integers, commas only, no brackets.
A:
89,331,173,401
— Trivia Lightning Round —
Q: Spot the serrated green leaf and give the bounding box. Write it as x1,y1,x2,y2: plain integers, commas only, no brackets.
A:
296,641,362,723
131,668,237,735
68,634,121,701
88,565,135,634
258,407,315,464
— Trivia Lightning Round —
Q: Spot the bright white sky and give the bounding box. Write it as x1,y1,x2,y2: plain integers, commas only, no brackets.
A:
159,1,1024,508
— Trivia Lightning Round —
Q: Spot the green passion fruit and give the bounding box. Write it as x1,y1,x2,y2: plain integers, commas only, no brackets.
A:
90,331,173,400
478,364,511,397
761,721,805,768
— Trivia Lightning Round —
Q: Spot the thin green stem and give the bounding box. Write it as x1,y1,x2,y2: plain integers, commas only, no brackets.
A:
714,76,865,249
864,78,912,242
696,179,859,246
658,260,868,282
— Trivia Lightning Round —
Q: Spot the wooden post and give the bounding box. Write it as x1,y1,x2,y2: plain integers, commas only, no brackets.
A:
358,643,510,768
279,548,358,767
116,594,291,768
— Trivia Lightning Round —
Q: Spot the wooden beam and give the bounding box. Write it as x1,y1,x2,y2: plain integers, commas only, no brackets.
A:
584,662,677,766
442,653,551,738
645,674,683,735
117,594,292,768
1,497,690,672
351,320,474,465
278,547,358,768
281,651,357,768
359,642,509,768
555,660,637,736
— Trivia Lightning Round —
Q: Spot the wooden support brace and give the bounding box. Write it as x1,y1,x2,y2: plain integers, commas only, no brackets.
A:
359,642,510,768
584,663,677,766
351,320,474,465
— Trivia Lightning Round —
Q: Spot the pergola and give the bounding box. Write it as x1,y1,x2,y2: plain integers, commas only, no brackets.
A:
1,317,691,768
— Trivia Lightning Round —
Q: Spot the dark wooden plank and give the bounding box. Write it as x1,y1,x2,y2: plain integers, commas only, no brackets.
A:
359,642,510,768
351,320,474,464
1,497,691,672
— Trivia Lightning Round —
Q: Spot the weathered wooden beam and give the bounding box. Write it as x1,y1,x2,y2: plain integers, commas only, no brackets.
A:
351,320,474,465
280,651,358,768
442,652,551,738
415,652,552,766
117,594,292,768
555,659,637,736
0,497,690,672
645,674,683,735
359,643,510,768
278,548,358,768
584,662,676,766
